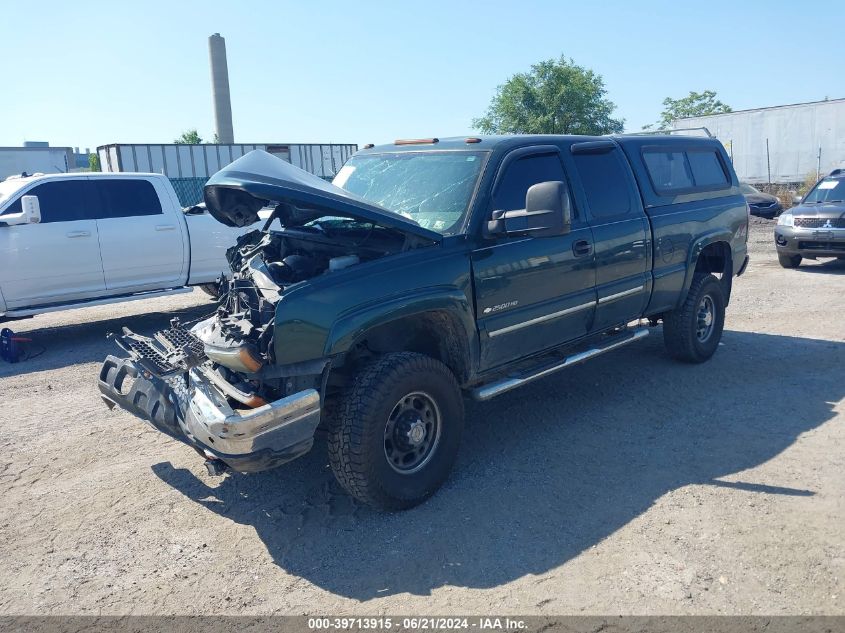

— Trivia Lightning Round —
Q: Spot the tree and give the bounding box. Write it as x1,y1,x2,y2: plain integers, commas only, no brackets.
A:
645,90,732,130
174,129,203,144
473,56,624,136
88,153,100,172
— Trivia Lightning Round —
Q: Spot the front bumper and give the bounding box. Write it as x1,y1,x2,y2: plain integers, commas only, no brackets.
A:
98,356,321,473
750,203,781,218
775,226,845,258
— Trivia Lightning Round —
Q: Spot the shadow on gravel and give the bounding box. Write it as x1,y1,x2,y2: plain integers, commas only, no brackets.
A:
0,303,212,377
152,329,844,600
793,258,845,275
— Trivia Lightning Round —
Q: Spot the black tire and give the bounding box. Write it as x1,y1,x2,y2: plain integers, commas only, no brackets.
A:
199,283,221,299
778,254,802,268
662,273,725,363
327,352,464,510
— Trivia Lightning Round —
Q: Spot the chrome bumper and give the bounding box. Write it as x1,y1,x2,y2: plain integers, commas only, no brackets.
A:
98,356,322,473
185,369,321,457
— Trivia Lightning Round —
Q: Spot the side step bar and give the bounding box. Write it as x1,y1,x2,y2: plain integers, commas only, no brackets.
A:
472,327,649,401
3,287,194,318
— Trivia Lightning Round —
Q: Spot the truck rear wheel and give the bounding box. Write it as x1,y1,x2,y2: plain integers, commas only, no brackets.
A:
327,352,464,510
662,273,725,363
778,254,802,268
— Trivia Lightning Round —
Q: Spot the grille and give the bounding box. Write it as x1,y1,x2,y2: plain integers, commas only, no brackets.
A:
123,338,178,375
156,328,205,357
797,241,845,251
750,201,776,208
794,217,845,228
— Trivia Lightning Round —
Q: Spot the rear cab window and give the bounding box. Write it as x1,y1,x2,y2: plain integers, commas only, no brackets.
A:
93,179,163,219
642,146,729,194
572,146,635,219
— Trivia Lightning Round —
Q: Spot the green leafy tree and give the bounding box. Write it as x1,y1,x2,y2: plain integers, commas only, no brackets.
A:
88,153,100,172
473,56,624,135
645,90,732,130
174,129,203,144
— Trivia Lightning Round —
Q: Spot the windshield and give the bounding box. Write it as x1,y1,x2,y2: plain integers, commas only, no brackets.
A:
803,177,845,204
332,151,485,234
740,183,760,195
0,179,28,210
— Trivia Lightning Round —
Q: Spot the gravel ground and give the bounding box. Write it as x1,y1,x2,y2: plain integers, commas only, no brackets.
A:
0,219,842,615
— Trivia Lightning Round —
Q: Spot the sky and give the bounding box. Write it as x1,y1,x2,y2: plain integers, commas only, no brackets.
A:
2,0,843,151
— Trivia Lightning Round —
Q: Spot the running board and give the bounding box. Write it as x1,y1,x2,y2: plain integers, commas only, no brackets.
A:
471,327,649,401
3,287,194,318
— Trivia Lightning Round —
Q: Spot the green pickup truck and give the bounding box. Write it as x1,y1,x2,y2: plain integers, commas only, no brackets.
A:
99,135,750,510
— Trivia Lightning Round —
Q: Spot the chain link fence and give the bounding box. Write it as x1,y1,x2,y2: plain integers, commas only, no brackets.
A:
169,177,208,207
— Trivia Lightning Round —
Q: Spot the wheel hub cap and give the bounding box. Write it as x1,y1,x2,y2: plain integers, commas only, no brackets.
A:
696,295,715,342
384,391,441,474
407,420,426,445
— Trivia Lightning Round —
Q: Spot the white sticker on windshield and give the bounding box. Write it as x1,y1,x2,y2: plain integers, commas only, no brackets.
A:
466,156,476,161
818,180,838,189
333,165,356,188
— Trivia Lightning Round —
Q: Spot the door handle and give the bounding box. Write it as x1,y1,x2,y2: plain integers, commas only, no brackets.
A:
155,224,176,231
66,231,91,238
572,239,593,257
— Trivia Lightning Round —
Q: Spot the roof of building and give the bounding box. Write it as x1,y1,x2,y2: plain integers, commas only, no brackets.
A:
677,97,845,121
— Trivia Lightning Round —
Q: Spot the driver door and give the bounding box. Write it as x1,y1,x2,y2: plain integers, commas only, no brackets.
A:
471,147,597,371
0,178,105,309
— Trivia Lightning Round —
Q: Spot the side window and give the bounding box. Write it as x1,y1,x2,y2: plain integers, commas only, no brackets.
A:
493,153,567,212
5,181,92,223
0,197,22,216
573,150,631,218
643,151,694,192
92,180,162,219
687,150,728,187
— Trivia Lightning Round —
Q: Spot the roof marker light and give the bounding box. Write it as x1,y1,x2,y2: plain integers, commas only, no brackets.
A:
394,138,439,145
465,137,482,144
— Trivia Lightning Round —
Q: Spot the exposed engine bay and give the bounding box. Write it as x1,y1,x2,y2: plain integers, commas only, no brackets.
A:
104,204,421,414
194,216,414,393
97,150,442,474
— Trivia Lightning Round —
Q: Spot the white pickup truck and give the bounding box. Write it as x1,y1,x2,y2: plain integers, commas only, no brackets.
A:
0,172,254,319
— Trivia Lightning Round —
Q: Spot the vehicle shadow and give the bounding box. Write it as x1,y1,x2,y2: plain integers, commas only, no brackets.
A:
0,302,212,377
151,329,843,599
795,258,845,274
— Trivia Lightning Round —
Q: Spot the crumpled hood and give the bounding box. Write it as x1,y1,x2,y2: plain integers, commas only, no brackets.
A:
203,150,441,242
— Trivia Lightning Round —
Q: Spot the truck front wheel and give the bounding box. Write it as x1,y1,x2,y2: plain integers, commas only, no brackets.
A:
778,254,802,268
328,352,464,510
199,283,222,299
662,273,725,363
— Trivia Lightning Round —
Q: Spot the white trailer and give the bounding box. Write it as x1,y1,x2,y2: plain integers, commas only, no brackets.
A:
0,147,74,179
672,98,845,185
97,143,357,180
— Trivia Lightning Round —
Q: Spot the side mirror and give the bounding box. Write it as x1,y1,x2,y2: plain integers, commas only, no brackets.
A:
487,181,571,238
792,195,802,205
1,195,41,226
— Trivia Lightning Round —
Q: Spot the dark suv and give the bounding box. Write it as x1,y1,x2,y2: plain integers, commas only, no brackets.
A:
775,171,845,268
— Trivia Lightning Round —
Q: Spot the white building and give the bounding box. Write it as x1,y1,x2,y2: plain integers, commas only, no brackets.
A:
672,98,845,184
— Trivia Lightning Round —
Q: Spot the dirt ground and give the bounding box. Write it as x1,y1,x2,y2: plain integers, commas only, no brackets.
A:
0,219,842,615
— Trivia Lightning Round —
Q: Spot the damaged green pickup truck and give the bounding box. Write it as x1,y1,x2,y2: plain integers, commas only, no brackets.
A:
98,135,749,509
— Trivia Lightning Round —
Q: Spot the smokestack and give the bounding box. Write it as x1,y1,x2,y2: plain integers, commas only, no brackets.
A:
208,33,234,144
